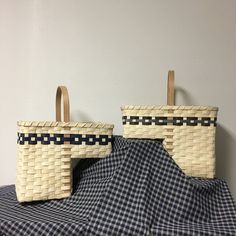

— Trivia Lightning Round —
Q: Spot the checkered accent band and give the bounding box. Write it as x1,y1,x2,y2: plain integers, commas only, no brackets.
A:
122,116,217,126
17,133,112,145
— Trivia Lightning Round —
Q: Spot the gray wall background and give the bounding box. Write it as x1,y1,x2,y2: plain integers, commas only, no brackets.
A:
0,0,235,200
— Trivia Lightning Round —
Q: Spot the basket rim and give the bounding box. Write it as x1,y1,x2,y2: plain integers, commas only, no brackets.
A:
17,121,114,129
121,105,218,111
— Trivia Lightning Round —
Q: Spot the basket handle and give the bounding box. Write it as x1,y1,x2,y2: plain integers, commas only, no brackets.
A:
167,70,175,105
56,86,70,122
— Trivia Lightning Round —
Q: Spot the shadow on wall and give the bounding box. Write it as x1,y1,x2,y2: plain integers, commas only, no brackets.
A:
175,87,235,199
70,110,93,181
215,124,235,179
71,110,93,122
175,87,196,105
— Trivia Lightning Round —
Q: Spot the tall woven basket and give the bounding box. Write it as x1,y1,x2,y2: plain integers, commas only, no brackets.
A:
16,86,114,202
121,71,218,178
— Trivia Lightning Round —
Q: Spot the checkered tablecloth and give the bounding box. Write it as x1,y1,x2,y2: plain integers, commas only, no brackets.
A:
0,136,235,235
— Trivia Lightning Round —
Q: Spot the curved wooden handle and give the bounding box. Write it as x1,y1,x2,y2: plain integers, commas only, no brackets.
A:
56,86,70,122
167,70,175,106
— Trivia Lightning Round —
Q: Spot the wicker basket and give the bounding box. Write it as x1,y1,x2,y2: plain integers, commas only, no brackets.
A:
121,71,218,178
16,86,114,202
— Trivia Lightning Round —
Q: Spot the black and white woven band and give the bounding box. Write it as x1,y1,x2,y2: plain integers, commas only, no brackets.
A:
122,116,217,126
17,133,113,145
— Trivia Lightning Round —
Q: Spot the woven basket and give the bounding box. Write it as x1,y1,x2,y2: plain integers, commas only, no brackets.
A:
121,71,218,178
16,86,114,202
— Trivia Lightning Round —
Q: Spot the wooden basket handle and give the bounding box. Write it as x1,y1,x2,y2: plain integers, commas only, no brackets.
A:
167,70,175,105
56,86,70,122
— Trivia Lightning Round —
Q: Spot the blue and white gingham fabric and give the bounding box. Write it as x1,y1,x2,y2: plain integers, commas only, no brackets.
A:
0,136,235,236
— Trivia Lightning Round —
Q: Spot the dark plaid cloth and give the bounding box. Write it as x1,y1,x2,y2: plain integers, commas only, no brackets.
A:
0,137,235,236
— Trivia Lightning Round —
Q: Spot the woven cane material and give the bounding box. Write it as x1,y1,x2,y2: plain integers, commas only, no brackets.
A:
16,144,71,202
121,72,218,178
16,124,113,202
18,121,114,129
122,105,218,113
16,86,114,202
121,106,218,178
17,123,113,158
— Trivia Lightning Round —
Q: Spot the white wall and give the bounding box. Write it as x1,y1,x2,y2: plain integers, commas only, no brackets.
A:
0,0,235,200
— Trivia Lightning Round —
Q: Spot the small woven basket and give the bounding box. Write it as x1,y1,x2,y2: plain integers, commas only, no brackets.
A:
16,86,114,202
121,71,218,178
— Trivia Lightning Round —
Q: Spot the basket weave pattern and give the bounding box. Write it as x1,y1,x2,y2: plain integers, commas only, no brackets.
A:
121,105,218,178
16,121,113,202
16,86,114,202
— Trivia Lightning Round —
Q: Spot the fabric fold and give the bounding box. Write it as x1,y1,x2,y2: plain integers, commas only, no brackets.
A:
0,137,235,236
